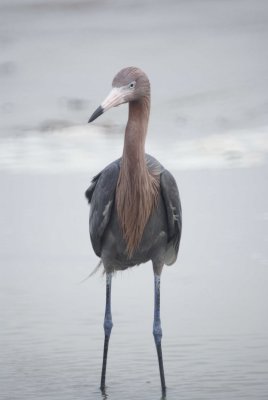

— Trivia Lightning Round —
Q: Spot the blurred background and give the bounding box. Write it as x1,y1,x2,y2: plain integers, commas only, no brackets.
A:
0,1,268,399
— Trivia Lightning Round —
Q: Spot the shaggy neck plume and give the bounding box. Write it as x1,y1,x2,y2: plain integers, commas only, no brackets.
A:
116,96,159,257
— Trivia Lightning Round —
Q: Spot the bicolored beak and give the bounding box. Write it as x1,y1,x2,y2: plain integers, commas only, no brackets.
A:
88,87,124,123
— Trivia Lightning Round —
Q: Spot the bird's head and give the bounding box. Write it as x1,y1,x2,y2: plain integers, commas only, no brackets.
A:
88,67,150,123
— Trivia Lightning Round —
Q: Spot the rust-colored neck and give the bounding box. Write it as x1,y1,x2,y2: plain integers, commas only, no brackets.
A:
116,95,159,257
122,96,150,169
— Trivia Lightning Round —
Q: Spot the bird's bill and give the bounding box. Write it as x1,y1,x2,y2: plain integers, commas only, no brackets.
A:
88,87,124,123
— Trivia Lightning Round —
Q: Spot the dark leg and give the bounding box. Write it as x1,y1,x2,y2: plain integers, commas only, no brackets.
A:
100,272,113,391
153,272,166,394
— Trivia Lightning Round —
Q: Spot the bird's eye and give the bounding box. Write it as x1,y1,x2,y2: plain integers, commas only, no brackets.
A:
129,81,136,89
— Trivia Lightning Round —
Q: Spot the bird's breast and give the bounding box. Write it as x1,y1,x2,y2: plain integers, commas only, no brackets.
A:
101,192,168,271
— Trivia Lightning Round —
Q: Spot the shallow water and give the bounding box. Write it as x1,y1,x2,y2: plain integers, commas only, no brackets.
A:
1,1,268,399
1,169,268,399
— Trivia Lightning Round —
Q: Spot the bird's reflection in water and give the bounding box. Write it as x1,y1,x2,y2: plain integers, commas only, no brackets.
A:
160,392,167,400
100,388,108,400
100,387,167,400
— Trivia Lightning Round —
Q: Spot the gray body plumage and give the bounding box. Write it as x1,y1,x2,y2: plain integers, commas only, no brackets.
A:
85,154,182,273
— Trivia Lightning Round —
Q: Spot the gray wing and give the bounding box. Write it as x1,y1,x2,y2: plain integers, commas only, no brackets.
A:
160,169,182,265
85,160,120,257
145,153,164,175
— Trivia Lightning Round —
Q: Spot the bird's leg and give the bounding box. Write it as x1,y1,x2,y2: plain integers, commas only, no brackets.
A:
100,272,113,391
153,271,166,394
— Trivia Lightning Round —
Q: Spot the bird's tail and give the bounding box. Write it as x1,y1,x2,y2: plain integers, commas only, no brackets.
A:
80,259,103,283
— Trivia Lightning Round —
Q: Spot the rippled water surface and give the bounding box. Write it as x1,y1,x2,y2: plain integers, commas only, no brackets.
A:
1,168,268,399
1,1,268,399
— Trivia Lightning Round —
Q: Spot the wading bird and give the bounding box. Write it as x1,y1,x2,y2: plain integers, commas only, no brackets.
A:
86,67,182,394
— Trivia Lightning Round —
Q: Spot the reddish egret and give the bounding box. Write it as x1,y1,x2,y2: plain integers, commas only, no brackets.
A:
86,67,182,394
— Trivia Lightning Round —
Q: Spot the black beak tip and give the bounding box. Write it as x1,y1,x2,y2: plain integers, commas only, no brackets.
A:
88,105,104,123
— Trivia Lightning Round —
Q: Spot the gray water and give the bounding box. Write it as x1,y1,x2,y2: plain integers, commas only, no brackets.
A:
1,1,268,399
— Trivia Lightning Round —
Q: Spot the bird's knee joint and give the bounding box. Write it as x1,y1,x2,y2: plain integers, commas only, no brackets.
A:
153,324,163,345
104,319,113,336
